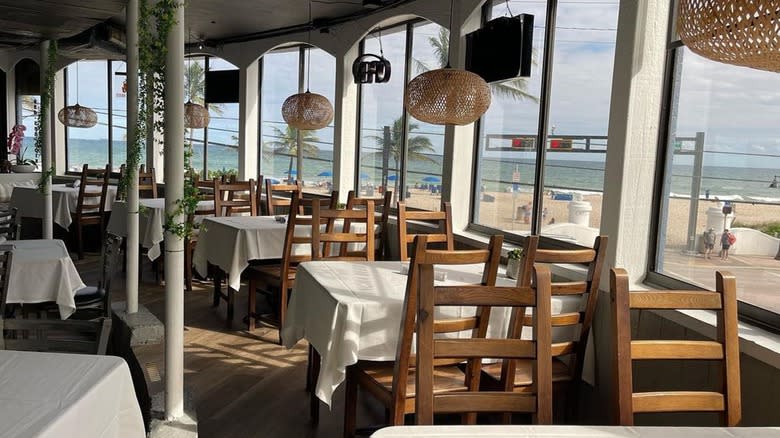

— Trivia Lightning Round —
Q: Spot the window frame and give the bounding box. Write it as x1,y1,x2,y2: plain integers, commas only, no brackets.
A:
649,0,780,334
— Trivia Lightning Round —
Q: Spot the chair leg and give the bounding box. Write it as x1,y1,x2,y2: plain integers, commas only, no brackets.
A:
247,280,256,331
76,222,84,260
184,244,193,292
343,365,357,438
278,287,288,345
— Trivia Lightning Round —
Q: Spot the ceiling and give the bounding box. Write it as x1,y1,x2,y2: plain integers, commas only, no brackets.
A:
0,0,413,53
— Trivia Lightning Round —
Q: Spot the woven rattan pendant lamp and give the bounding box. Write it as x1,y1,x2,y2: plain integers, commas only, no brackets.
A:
58,61,98,128
404,0,491,125
281,1,334,130
678,0,780,73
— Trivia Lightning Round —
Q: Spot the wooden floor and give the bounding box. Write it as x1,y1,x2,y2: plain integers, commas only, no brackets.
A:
75,251,383,438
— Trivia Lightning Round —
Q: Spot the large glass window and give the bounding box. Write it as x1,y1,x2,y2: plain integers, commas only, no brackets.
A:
357,20,447,210
185,55,239,178
655,42,780,318
65,60,110,171
472,0,617,245
259,46,335,194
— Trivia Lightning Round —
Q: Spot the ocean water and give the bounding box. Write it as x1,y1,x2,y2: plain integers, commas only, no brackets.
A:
55,138,780,204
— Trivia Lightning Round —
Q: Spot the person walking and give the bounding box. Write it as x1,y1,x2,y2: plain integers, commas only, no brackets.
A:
703,227,716,259
720,229,735,261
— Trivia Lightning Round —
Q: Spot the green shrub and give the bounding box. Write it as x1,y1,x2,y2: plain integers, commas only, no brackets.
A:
732,221,780,236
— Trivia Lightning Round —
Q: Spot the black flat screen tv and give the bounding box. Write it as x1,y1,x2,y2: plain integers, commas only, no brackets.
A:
465,14,534,83
205,69,240,104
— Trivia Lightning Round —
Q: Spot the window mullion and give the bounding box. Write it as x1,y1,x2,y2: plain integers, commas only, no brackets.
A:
399,22,414,202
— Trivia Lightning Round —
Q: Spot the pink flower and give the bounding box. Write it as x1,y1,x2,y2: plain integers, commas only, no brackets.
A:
7,124,26,156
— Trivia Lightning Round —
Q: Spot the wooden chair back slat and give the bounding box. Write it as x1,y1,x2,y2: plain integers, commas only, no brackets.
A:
610,267,741,426
214,178,257,216
311,200,375,261
0,318,112,355
397,201,454,261
75,164,110,218
0,208,19,241
503,234,608,391
138,165,158,198
632,392,725,414
346,190,393,259
265,180,302,216
631,340,724,360
413,233,553,424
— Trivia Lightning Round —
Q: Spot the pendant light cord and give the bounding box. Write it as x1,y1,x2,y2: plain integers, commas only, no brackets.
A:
306,0,312,92
445,0,455,68
505,0,514,17
377,28,384,58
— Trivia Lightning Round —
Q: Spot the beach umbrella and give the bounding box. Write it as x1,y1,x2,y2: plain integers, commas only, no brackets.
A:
360,172,370,179
317,170,333,177
266,177,282,184
387,174,398,181
422,176,441,183
285,169,297,175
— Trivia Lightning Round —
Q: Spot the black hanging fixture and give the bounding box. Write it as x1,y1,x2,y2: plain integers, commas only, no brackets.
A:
353,28,391,84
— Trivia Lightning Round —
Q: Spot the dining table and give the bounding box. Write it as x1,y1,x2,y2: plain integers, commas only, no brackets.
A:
281,260,582,407
0,350,146,438
10,183,118,230
3,239,86,319
107,197,215,260
370,425,780,437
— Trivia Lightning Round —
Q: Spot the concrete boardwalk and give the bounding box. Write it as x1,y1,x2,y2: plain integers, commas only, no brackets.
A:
662,249,780,314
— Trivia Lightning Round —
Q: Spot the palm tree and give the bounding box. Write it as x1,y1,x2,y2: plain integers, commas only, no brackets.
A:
264,125,320,179
184,60,224,117
419,27,539,103
366,117,436,196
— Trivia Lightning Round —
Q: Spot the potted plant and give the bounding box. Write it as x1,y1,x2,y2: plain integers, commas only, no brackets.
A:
7,124,36,173
506,247,523,279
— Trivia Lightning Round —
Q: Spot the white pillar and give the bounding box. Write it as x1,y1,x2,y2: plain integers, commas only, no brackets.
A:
238,62,259,180
163,1,185,420
40,41,53,239
53,70,66,174
332,47,359,202
125,0,140,314
600,0,670,286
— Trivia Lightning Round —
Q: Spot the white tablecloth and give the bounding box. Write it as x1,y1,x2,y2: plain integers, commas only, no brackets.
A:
10,184,118,230
5,239,86,319
0,350,145,438
281,261,581,407
0,173,39,202
371,425,780,437
107,198,215,260
193,215,371,292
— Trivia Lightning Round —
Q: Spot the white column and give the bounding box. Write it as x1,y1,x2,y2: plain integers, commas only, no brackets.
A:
599,0,670,285
238,62,259,180
125,0,140,314
163,1,185,420
40,41,53,239
53,70,66,174
5,68,15,129
332,47,359,202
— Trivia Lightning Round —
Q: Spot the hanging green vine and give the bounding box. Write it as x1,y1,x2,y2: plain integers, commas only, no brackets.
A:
36,41,57,192
127,0,199,239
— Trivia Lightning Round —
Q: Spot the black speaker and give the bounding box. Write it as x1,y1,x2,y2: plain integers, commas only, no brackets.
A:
465,14,534,83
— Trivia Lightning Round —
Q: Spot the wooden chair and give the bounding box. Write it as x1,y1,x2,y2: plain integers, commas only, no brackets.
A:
397,201,454,261
311,199,375,261
256,174,266,215
0,317,112,355
0,249,14,317
265,180,302,216
610,268,741,426
243,197,328,336
75,234,124,318
342,234,506,437
215,178,257,216
72,164,111,260
346,190,392,260
138,165,158,198
481,235,607,421
414,242,554,425
0,207,19,242
184,178,218,291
